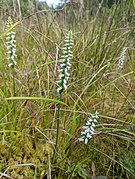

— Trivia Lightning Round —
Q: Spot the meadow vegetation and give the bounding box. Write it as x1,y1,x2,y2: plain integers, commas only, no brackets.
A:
0,0,135,178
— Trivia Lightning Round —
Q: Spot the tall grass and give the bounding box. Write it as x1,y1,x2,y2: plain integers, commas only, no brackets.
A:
0,1,135,178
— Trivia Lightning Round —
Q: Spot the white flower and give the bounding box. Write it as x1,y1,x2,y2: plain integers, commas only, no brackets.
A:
117,47,127,70
59,74,65,78
57,30,74,94
81,131,87,135
78,111,99,144
82,126,88,129
78,137,84,142
57,86,63,93
6,16,17,67
87,133,92,138
84,138,88,144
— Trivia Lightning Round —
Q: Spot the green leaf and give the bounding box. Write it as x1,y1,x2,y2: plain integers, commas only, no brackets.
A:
0,21,20,40
4,96,68,106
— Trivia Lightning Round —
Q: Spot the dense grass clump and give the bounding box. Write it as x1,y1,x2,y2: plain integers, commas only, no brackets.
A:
0,1,135,178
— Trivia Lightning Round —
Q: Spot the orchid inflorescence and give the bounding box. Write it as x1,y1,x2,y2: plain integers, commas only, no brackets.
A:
57,30,74,94
117,47,127,70
78,111,99,144
6,16,17,67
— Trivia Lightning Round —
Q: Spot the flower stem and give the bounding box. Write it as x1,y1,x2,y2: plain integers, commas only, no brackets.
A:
52,92,62,163
12,65,16,127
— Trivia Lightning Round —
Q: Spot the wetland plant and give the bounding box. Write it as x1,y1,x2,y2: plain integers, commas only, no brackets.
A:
6,16,17,118
56,30,74,94
6,16,17,67
117,47,127,70
53,30,74,161
79,111,99,144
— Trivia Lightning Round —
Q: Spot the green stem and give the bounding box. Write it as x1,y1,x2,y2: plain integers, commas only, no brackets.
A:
12,65,16,127
52,92,62,163
12,65,15,97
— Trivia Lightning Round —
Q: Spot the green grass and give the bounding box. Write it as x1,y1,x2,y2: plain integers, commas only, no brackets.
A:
0,1,135,178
